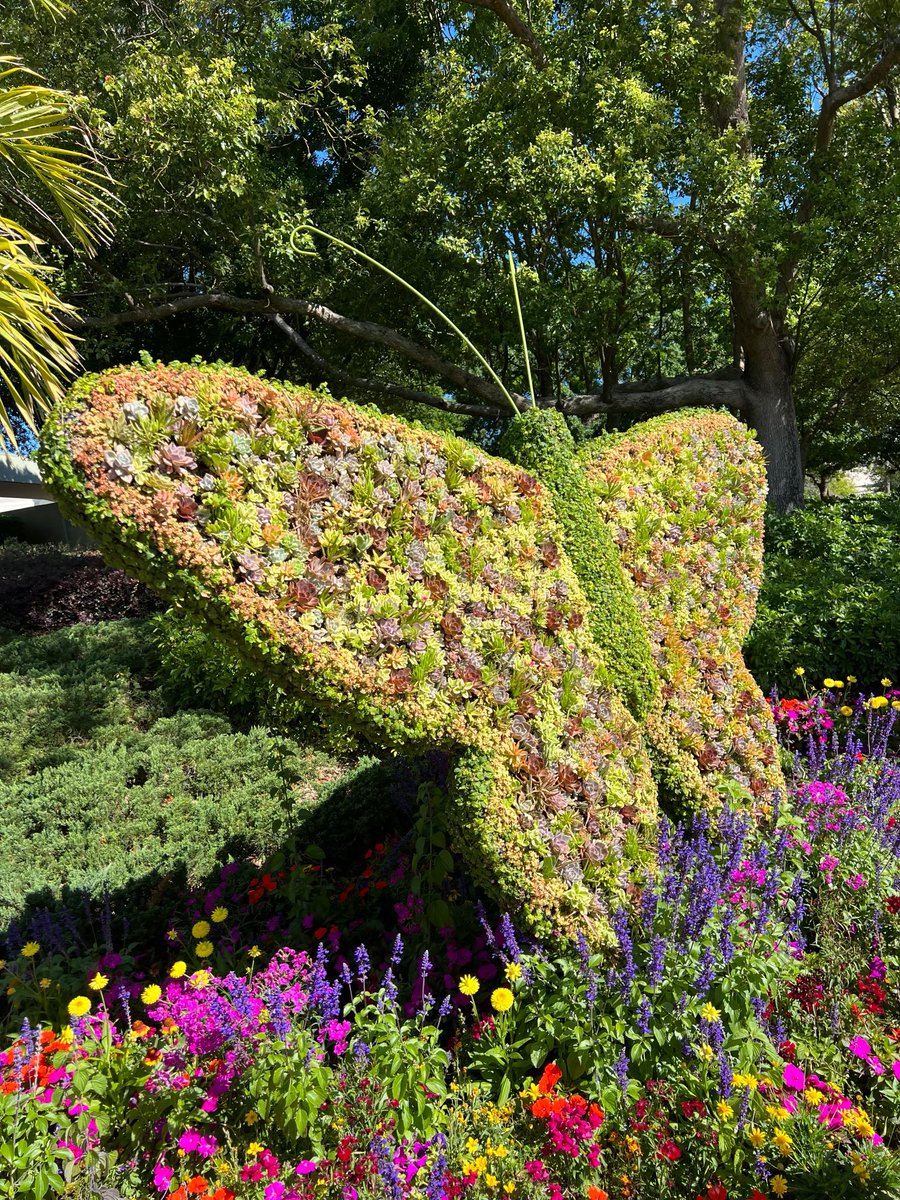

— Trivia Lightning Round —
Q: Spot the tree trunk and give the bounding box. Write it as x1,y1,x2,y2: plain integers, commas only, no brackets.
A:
739,314,805,513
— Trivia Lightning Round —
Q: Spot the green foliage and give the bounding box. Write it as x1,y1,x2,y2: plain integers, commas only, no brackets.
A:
746,498,900,693
0,619,386,927
497,407,657,719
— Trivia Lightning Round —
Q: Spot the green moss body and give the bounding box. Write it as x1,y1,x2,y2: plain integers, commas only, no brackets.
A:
497,409,658,719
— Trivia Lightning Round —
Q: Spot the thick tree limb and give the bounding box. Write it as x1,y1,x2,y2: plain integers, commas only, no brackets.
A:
468,0,547,69
559,371,750,417
267,313,500,418
68,291,519,412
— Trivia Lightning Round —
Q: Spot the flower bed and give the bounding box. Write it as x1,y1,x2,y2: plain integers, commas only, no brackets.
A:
3,683,900,1197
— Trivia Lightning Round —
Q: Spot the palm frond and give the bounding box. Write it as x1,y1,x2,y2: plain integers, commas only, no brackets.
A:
0,220,80,445
0,58,116,252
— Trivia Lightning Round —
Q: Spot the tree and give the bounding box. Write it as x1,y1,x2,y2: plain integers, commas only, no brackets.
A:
15,0,900,509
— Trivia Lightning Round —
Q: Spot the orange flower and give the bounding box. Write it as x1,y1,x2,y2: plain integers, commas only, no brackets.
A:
538,1063,562,1094
588,1188,609,1200
532,1097,553,1118
187,1178,208,1195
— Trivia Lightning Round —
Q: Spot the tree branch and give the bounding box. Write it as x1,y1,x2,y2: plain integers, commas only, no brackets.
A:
558,369,750,417
468,0,547,68
266,313,500,418
68,291,518,412
776,34,900,302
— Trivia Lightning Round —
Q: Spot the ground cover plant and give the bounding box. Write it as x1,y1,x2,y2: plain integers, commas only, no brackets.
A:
0,617,392,930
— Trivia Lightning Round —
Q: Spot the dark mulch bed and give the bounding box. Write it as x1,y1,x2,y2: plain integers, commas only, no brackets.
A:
0,541,160,633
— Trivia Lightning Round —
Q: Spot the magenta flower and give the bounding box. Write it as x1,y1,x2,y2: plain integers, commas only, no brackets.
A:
295,1161,317,1176
893,1061,900,1082
850,1035,873,1060
783,1063,806,1090
153,1163,174,1192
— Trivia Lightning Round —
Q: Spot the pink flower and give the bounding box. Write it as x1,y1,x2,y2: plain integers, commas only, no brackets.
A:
850,1035,873,1060
782,1063,806,1090
295,1161,317,1176
849,874,867,890
265,1185,285,1200
153,1164,174,1193
892,1061,900,1082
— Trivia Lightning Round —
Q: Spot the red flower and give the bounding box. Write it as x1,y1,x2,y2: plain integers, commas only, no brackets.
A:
588,1188,608,1200
186,1178,208,1195
538,1063,562,1094
657,1139,681,1162
705,1186,727,1200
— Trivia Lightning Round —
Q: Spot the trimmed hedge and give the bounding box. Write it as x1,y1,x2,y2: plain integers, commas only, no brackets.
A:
579,412,783,807
39,362,657,944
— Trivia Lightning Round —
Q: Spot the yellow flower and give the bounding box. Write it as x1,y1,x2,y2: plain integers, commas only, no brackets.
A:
504,1185,515,1195
89,972,109,991
491,987,514,1012
505,962,522,982
882,678,892,687
840,705,853,716
247,1142,263,1155
716,1101,733,1119
824,678,836,688
833,680,844,688
871,696,889,709
893,701,900,711
459,974,480,997
211,906,228,923
486,1175,498,1189
192,920,211,939
39,978,51,990
68,996,91,1018
847,675,857,683
244,1111,259,1125
474,1156,488,1174
794,666,805,676
195,941,214,958
698,1043,715,1061
803,1088,824,1105
20,942,40,958
748,1128,765,1149
169,961,187,979
493,1145,508,1158
771,1175,788,1197
166,929,178,941
141,984,162,1005
465,1138,479,1154
700,1002,720,1022
58,1025,73,1044
248,945,262,959
190,970,210,989
0,960,6,972
773,1130,793,1156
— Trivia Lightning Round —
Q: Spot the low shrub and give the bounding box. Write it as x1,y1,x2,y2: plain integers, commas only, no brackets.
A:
746,498,900,694
0,538,158,633
0,621,392,930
